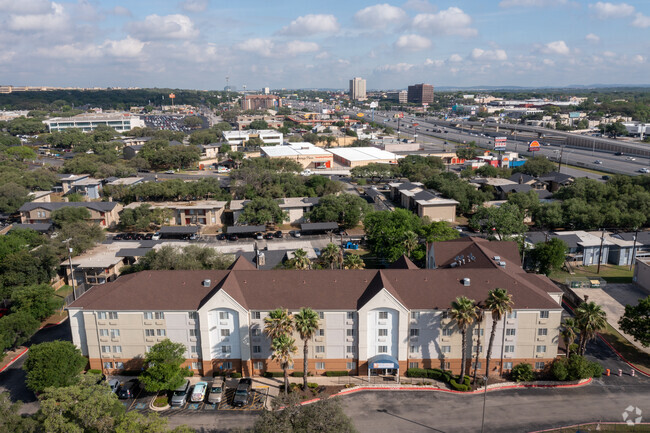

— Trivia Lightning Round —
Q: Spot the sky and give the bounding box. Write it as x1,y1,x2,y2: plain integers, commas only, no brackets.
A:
1,0,649,90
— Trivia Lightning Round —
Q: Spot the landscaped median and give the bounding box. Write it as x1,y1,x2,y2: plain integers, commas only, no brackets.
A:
149,393,170,411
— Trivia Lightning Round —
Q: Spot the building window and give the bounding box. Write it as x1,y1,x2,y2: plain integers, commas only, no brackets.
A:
222,346,231,354
409,362,419,369
474,345,483,353
156,329,166,337
504,362,513,370
188,312,198,320
191,362,199,370
506,328,516,336
145,329,155,337
315,346,325,353
540,311,549,319
505,345,515,353
107,312,117,320
190,345,198,354
411,311,420,320
103,362,113,369
410,345,418,353
219,312,229,320
378,346,388,353
113,346,122,353
154,312,164,320
473,328,484,336
347,362,356,370
410,329,419,337
252,312,261,319
317,329,325,337
145,346,152,353
222,362,232,369
101,346,111,353
221,329,231,337
346,346,355,354
252,328,261,337
441,346,451,353
538,328,548,336
99,329,109,337
347,312,354,320
472,362,482,369
378,329,388,337
318,312,325,320
535,362,546,369
442,328,453,336
254,362,264,370
378,312,388,320
441,310,449,319
316,362,325,370
444,362,450,369
346,329,354,337
253,346,261,354
189,329,197,337
507,312,517,319
114,362,124,369
536,345,547,353
144,312,153,320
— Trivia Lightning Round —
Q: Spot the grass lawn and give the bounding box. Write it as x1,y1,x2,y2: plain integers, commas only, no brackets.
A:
549,264,634,284
54,285,73,299
599,323,650,375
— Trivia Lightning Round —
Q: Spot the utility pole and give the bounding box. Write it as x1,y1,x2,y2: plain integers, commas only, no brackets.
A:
630,227,639,271
64,238,77,300
596,227,606,274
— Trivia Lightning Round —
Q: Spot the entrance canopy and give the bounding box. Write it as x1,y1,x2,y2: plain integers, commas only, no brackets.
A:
368,354,399,370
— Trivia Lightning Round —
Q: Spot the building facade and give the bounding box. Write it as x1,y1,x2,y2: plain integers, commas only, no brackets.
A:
407,84,434,105
19,202,122,227
43,113,145,132
125,201,228,226
349,77,367,101
240,95,281,111
260,142,333,169
68,238,563,378
222,130,283,146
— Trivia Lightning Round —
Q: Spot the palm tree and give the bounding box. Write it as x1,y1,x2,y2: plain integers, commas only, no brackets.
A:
575,302,607,356
343,254,365,269
321,243,342,270
271,334,297,396
290,249,311,270
264,308,293,342
484,288,513,377
403,231,418,258
294,307,320,390
560,318,578,357
450,296,478,384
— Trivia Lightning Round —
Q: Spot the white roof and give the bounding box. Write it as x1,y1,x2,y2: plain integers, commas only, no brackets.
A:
262,142,330,157
327,147,397,162
560,230,613,247
125,200,227,210
223,129,280,139
107,177,144,186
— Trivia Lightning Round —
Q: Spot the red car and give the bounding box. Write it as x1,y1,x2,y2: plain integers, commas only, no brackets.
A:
0,308,9,319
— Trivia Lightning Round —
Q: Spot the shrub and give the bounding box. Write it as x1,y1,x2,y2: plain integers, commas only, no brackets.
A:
511,363,534,382
264,371,284,378
291,371,304,377
324,371,349,377
307,382,319,389
551,359,568,381
589,361,603,378
406,368,427,378
449,378,470,391
427,368,443,380
153,396,168,407
231,372,242,378
88,369,102,375
566,355,594,381
357,178,367,186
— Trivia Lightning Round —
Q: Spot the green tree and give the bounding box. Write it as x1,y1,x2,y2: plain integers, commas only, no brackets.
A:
50,207,91,228
350,163,394,183
11,284,62,321
308,194,371,229
469,202,527,240
320,243,342,270
183,116,203,128
5,146,37,161
24,341,87,393
419,221,460,243
0,392,39,433
293,307,320,390
456,146,479,161
249,120,269,130
531,238,567,276
518,156,555,177
604,121,628,138
510,362,534,382
575,302,607,356
271,334,297,397
286,249,310,270
0,311,40,351
402,230,418,258
139,339,188,392
363,209,423,263
343,254,365,270
125,245,233,273
560,318,578,357
238,197,288,225
450,296,478,383
618,296,650,347
484,288,513,377
0,182,30,213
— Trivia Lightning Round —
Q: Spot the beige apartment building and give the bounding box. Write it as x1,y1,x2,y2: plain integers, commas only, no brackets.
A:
68,238,563,378
18,202,122,228
125,201,228,226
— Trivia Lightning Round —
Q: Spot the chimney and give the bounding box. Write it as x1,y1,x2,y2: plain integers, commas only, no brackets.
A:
518,175,523,184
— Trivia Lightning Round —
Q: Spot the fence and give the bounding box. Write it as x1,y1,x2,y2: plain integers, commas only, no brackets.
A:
62,283,89,307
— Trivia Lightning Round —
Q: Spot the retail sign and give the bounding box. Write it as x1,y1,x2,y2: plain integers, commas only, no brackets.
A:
372,363,395,369
495,137,507,151
528,140,541,151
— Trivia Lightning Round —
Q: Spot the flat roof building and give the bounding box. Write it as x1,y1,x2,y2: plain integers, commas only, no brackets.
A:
327,147,398,168
222,130,283,146
260,142,333,169
350,77,367,101
240,94,281,111
43,113,145,132
407,84,434,105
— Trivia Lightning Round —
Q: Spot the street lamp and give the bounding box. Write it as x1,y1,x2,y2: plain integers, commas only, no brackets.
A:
480,375,488,433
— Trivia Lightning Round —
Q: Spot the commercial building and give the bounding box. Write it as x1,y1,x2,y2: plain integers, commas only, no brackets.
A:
67,237,563,377
43,113,145,132
18,202,122,227
349,77,367,101
387,91,407,104
125,201,228,226
260,142,333,169
222,130,283,146
240,95,281,111
327,147,398,168
407,84,434,105
389,182,459,222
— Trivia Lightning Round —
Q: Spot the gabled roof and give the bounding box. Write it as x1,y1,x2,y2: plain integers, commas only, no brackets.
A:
229,256,257,270
18,201,119,213
390,255,419,270
357,270,407,310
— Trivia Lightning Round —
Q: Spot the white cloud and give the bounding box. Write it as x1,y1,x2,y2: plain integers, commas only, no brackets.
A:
180,0,208,13
354,4,408,28
632,12,650,28
402,0,436,12
0,50,16,62
235,38,274,57
632,54,645,63
394,34,431,51
412,7,477,37
111,6,131,16
585,33,600,43
38,42,101,59
471,48,508,61
8,1,69,31
541,40,570,55
0,0,53,14
104,36,145,58
127,14,197,40
278,14,339,35
285,40,319,55
315,51,330,59
589,2,635,19
424,58,443,67
499,0,567,7
602,50,616,57
448,53,463,62
543,58,555,66
375,62,414,73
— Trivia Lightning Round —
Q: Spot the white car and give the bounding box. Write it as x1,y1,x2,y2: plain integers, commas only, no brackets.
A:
594,160,603,164
627,157,636,161
151,232,161,240
639,168,650,173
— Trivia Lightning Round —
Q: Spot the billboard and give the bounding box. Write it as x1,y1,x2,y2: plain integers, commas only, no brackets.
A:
528,140,541,152
494,136,507,151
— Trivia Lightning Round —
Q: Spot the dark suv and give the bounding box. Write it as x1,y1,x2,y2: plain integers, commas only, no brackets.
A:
232,378,252,407
117,379,140,399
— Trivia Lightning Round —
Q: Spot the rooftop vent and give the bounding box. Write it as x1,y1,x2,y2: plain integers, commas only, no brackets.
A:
202,279,211,287
462,278,471,286
493,256,501,261
499,261,506,268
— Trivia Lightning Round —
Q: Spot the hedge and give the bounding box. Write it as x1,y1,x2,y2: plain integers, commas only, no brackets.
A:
264,371,285,378
324,371,350,377
405,368,470,391
231,372,242,378
291,371,304,377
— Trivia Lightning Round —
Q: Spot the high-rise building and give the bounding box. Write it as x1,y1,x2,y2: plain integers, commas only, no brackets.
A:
262,87,270,95
349,77,367,101
407,83,434,105
240,94,281,110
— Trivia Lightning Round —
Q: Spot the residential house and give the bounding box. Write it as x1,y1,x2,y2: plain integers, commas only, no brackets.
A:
526,231,612,266
388,182,458,222
67,178,103,200
230,197,320,225
125,201,228,226
18,202,122,228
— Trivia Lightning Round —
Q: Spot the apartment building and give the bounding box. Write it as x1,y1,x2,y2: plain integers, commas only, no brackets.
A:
222,130,283,146
240,95,281,111
230,197,320,224
68,237,563,378
125,201,228,226
19,202,122,227
389,182,459,222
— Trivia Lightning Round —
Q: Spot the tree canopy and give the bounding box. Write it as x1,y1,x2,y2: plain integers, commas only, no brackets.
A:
530,238,567,276
307,194,371,229
238,197,288,225
123,245,233,274
139,339,189,392
24,341,88,393
618,296,650,347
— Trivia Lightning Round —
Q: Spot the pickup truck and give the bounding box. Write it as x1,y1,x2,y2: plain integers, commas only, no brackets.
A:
232,378,253,407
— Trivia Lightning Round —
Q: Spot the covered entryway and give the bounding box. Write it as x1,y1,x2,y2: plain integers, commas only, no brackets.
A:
367,354,400,383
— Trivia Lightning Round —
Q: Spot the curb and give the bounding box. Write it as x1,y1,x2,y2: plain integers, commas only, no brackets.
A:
529,421,650,433
0,347,29,374
40,316,69,330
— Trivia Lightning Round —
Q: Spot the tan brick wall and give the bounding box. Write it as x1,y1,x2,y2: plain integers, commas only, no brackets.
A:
406,356,556,376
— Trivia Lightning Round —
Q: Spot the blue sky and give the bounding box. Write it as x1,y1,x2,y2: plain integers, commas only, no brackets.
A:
1,0,649,90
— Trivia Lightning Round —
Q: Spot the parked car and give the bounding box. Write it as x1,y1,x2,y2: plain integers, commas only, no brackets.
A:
228,234,239,241
255,232,264,240
117,379,140,399
151,232,161,240
292,231,301,238
189,233,199,241
170,379,190,407
594,160,603,164
639,168,650,173
108,379,120,394
207,378,225,404
627,156,636,161
191,381,208,402
113,233,123,240
165,170,175,174
263,232,274,240
216,233,226,241
144,233,153,240
232,378,253,407
274,230,283,238
0,308,8,319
